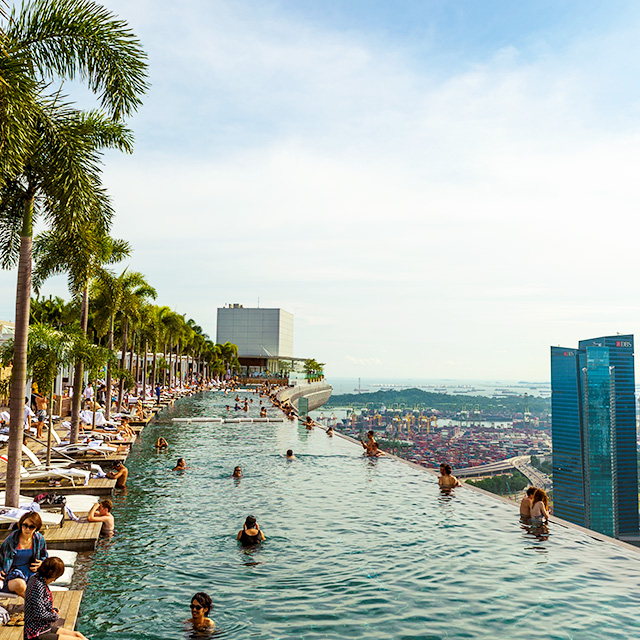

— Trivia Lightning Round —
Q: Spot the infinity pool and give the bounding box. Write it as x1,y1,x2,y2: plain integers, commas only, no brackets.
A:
77,391,640,639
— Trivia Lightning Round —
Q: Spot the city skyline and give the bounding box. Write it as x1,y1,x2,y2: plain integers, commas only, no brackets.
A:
2,1,640,379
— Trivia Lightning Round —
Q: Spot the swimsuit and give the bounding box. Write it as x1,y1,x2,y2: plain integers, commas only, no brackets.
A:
1,547,34,591
239,530,262,546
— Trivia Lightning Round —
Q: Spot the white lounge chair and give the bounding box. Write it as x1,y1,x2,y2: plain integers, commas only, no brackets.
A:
21,445,104,478
0,506,63,527
0,455,90,486
53,441,117,458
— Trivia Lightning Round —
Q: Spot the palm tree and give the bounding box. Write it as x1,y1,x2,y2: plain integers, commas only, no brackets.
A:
0,0,147,505
33,229,131,442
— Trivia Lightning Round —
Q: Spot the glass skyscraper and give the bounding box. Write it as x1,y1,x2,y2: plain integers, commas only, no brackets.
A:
551,335,639,538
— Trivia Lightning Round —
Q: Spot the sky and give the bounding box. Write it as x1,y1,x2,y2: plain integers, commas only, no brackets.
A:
2,0,640,381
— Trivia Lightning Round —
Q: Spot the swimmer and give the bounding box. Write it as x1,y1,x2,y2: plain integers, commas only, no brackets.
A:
520,487,537,518
286,449,295,459
438,464,461,489
172,458,186,471
360,430,376,454
530,488,550,522
237,515,265,546
232,466,242,478
259,407,267,417
87,499,115,536
303,415,314,430
155,437,168,449
186,592,215,631
106,461,128,489
326,426,334,436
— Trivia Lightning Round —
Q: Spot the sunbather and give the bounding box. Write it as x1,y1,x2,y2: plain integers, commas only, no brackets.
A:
0,512,47,597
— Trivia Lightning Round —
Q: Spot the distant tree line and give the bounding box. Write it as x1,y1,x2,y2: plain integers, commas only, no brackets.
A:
530,455,552,475
325,388,550,415
466,470,529,495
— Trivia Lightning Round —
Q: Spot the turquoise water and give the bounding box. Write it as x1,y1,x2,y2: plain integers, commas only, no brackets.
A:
77,392,640,639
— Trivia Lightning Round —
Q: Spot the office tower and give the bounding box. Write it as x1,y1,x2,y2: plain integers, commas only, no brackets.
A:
551,335,639,538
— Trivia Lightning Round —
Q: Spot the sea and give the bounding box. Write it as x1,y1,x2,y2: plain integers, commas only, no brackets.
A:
325,377,551,398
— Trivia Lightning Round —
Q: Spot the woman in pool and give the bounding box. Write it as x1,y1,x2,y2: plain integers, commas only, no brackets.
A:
155,437,168,449
438,464,461,489
232,466,242,478
530,488,550,522
186,592,215,631
24,556,90,639
237,515,265,546
0,512,47,597
172,458,186,471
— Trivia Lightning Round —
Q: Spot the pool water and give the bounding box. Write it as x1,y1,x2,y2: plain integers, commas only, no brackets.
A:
77,391,640,639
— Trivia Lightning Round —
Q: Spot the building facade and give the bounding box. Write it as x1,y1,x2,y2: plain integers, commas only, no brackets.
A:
551,335,639,538
216,305,295,376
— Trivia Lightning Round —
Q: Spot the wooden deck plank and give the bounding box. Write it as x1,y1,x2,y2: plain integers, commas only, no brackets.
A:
0,520,102,552
13,478,116,498
0,590,84,639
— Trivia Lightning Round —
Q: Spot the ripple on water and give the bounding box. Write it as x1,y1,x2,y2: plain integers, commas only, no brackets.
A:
75,391,640,639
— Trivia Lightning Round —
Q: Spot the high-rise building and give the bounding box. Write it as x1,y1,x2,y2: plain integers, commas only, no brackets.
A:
551,335,639,538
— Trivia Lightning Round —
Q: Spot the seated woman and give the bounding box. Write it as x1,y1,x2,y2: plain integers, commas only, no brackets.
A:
186,592,215,632
237,515,265,546
172,458,186,471
0,512,48,597
530,488,550,522
155,437,168,449
24,556,90,639
438,464,462,489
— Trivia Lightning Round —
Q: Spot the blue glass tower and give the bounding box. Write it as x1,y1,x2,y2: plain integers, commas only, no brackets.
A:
551,335,639,538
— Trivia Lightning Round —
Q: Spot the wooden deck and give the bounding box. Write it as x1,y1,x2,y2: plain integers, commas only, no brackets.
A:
17,478,116,497
0,590,83,638
0,519,102,552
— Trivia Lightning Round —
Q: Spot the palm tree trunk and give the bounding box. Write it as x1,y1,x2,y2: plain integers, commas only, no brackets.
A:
142,339,148,399
69,287,89,444
151,347,157,390
162,341,167,388
105,314,114,420
117,317,128,411
6,195,34,506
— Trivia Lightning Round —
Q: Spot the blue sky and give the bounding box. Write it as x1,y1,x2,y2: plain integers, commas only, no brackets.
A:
2,0,640,381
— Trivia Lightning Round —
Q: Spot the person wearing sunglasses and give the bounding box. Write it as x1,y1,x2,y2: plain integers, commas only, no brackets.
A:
186,592,214,631
0,512,48,597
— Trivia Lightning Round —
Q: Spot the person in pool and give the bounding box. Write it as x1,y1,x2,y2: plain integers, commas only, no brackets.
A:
326,426,334,436
286,449,295,459
155,437,168,449
530,488,550,522
520,487,537,519
438,464,461,489
186,592,215,631
107,461,128,489
172,458,186,471
0,512,47,597
232,466,242,478
237,515,265,546
360,430,377,454
87,499,115,537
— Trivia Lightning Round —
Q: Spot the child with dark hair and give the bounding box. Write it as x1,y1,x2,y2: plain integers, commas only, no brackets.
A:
24,557,90,639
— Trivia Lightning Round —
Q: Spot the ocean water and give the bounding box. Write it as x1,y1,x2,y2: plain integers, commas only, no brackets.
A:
76,391,640,639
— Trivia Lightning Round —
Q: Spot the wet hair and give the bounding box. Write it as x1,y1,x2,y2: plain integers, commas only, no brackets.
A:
191,592,212,615
526,487,537,497
19,511,42,532
100,499,113,512
177,458,185,466
532,488,548,507
286,449,293,456
245,515,257,528
443,464,452,475
37,557,65,581
114,461,123,468
234,466,241,472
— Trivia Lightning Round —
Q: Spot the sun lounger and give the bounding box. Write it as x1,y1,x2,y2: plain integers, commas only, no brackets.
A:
0,454,90,486
21,445,104,478
53,441,118,458
0,506,63,527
